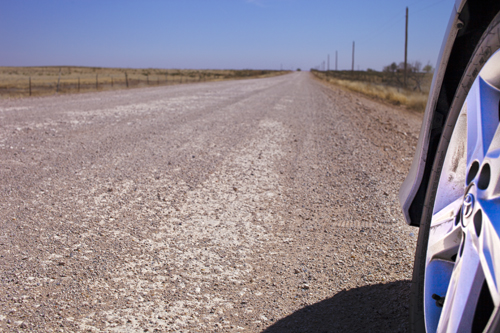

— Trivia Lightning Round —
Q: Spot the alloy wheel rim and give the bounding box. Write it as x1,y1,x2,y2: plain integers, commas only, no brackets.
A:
424,49,500,332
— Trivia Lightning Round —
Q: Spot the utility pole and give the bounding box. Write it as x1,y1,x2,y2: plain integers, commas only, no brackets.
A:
352,41,355,71
336,51,338,71
56,68,61,93
327,54,330,71
404,7,408,88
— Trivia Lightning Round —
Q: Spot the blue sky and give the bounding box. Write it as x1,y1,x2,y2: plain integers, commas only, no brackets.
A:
0,0,454,71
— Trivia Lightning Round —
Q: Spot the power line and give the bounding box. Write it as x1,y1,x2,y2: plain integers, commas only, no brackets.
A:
357,11,405,44
323,0,452,70
412,0,450,15
357,0,451,45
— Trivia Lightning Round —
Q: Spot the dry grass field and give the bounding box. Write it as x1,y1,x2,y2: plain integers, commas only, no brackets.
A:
0,66,289,98
312,70,432,112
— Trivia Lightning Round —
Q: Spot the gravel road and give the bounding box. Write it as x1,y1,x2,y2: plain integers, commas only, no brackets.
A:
0,72,423,332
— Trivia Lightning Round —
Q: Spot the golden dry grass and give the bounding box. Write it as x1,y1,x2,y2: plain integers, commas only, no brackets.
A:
313,71,429,112
0,66,288,98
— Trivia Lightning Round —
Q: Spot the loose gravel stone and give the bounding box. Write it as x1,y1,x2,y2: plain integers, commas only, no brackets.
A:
0,72,422,332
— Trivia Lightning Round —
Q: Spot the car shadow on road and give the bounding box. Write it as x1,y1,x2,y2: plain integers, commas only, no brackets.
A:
261,280,411,333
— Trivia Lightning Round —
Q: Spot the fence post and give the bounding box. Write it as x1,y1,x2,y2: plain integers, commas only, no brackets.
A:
111,76,114,87
125,72,129,88
147,75,149,85
96,74,98,90
29,77,31,96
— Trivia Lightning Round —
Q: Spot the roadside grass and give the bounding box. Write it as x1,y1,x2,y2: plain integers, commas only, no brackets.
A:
312,70,431,112
0,66,289,99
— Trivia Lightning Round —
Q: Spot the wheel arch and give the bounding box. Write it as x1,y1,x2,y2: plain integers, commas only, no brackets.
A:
400,0,500,227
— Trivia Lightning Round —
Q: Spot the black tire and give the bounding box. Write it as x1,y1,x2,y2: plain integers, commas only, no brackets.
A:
411,11,500,333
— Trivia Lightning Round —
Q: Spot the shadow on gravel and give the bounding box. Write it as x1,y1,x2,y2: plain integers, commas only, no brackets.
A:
261,280,411,333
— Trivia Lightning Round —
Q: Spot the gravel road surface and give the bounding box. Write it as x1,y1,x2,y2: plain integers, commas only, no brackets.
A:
0,72,423,332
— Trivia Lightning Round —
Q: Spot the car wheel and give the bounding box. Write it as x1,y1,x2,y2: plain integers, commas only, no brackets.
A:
411,12,500,333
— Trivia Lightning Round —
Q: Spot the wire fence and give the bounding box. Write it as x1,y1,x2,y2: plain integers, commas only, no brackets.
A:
312,69,432,93
0,69,287,98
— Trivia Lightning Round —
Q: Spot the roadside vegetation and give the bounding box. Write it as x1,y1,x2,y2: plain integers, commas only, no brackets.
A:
0,66,289,99
312,61,433,112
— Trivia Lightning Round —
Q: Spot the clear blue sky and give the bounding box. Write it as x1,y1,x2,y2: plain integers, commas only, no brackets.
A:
0,0,455,71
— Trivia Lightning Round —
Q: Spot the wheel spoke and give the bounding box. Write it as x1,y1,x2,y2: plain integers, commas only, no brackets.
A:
466,76,500,166
475,124,500,306
433,99,467,214
431,196,463,227
436,234,485,332
427,197,463,263
476,198,500,306
482,125,500,198
427,225,462,263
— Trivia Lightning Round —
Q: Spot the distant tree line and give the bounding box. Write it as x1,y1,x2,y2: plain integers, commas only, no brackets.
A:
382,61,433,74
382,61,433,91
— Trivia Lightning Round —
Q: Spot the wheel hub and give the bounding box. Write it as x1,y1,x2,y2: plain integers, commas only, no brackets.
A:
462,193,474,220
